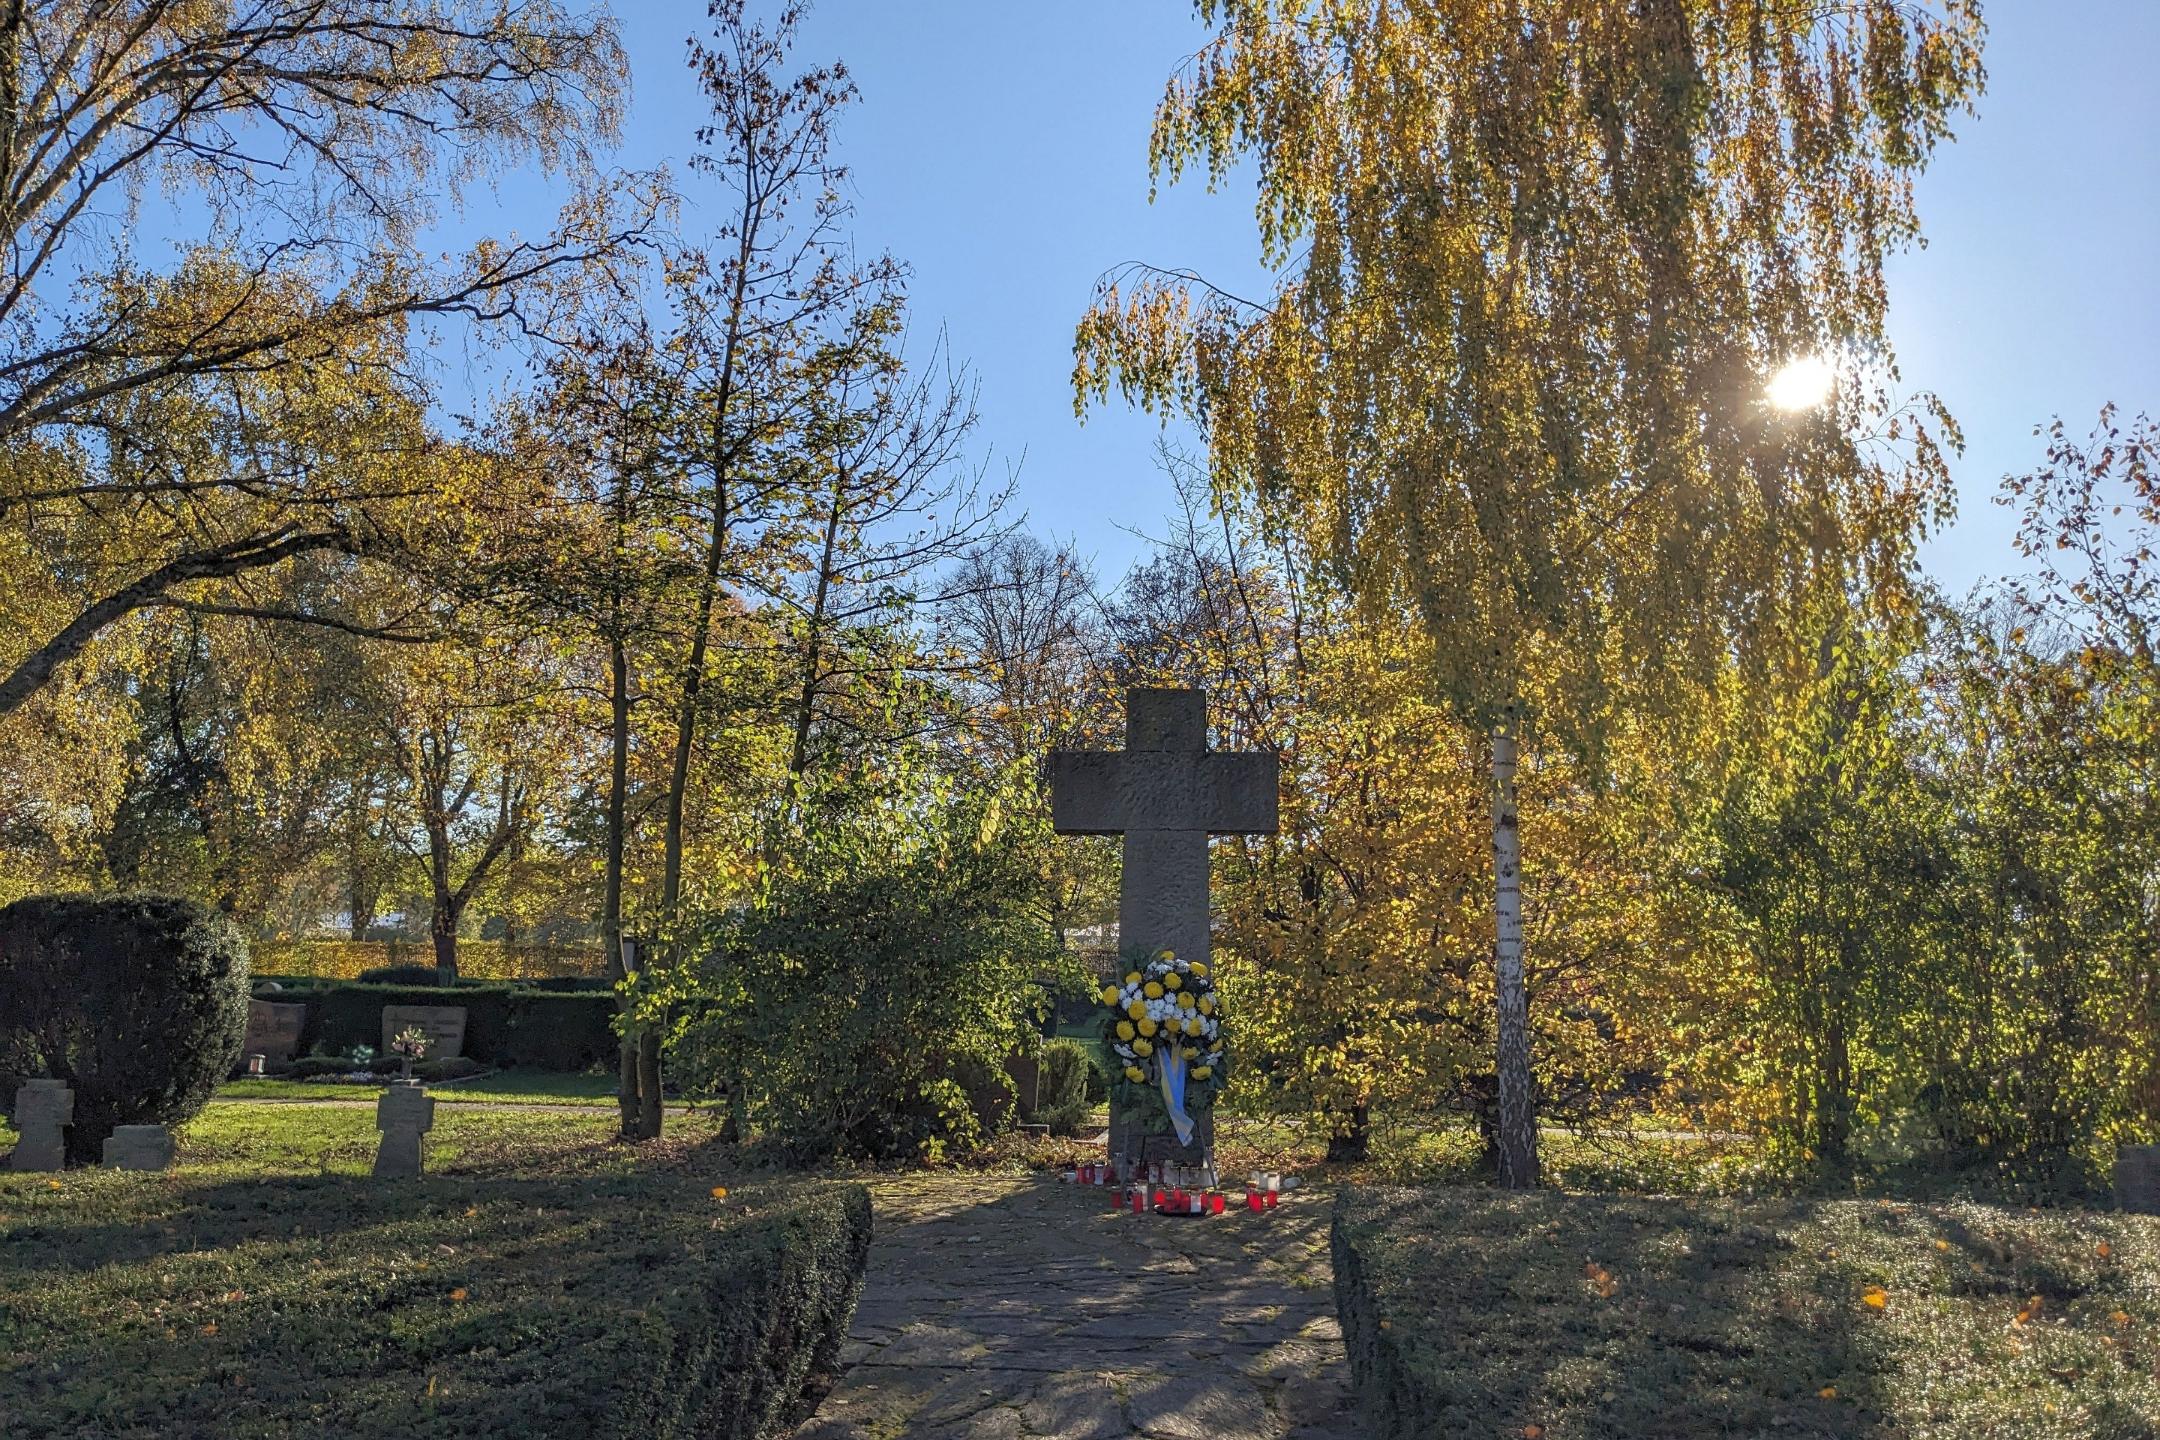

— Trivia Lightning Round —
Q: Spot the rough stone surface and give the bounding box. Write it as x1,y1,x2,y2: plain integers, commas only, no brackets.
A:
101,1124,175,1171
8,1078,72,1172
790,1176,1364,1440
2118,1144,2160,1215
1049,688,1278,1165
380,1004,467,1060
372,1082,436,1179
244,999,309,1066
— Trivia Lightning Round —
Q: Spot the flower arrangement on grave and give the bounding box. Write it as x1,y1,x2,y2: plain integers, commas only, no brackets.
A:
389,1026,430,1081
1097,948,1225,1147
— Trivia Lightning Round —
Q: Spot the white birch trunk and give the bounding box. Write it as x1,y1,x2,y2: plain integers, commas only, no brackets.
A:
1491,718,1540,1188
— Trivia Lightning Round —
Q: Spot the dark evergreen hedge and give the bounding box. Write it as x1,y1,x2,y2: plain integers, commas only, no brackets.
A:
1,1176,872,1439
0,893,250,1161
282,982,619,1071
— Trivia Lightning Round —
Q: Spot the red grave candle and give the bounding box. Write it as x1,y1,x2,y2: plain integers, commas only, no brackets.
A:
1246,1192,1264,1213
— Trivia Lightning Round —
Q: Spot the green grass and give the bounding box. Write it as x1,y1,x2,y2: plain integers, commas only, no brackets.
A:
1334,1186,2159,1440
0,1102,867,1439
214,1069,622,1107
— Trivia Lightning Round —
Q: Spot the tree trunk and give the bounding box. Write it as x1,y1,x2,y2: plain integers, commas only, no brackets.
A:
603,630,639,1141
1325,1101,1372,1163
1490,718,1540,1188
431,901,460,985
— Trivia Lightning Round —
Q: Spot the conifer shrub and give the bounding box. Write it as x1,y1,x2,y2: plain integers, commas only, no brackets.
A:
0,893,250,1161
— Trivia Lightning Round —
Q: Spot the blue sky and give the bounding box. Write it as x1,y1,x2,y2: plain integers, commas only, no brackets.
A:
468,1,2159,600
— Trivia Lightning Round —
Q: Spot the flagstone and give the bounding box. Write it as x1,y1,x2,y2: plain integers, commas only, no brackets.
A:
791,1177,1365,1439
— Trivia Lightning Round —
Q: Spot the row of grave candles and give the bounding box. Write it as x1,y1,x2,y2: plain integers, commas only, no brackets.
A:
1064,1159,1285,1213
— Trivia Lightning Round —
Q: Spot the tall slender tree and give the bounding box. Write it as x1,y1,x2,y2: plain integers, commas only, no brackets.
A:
1078,0,1984,1185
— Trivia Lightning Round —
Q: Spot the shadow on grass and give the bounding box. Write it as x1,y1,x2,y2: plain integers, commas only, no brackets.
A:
1335,1188,1890,1438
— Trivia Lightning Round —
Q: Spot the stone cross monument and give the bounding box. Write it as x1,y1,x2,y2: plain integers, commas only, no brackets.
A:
1049,688,1278,1163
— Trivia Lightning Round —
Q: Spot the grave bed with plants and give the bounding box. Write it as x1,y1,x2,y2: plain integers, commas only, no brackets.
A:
1333,1185,2158,1440
0,1119,869,1440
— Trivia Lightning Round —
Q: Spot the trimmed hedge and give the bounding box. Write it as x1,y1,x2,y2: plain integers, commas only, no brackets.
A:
250,937,610,981
0,1170,871,1439
0,893,250,1161
277,982,619,1071
1332,1185,2160,1439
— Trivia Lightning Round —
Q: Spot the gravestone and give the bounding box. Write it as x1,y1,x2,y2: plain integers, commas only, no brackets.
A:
381,1005,467,1061
2118,1144,2160,1215
8,1079,72,1171
244,999,309,1067
102,1124,175,1172
373,1083,436,1178
1049,688,1278,1166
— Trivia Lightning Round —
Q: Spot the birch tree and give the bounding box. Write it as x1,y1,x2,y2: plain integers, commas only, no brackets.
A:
1077,0,1983,1185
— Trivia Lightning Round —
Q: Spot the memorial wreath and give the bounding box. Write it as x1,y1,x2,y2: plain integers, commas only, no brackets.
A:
1097,949,1225,1145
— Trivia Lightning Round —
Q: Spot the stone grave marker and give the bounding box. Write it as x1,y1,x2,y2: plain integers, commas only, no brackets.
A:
381,1004,467,1061
244,999,310,1067
102,1124,176,1172
2118,1144,2160,1215
8,1079,72,1171
373,1084,436,1178
1049,688,1278,1165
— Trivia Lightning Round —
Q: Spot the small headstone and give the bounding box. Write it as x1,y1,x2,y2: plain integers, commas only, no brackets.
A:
2117,1144,2160,1215
373,1083,436,1179
381,1005,467,1061
244,1000,309,1066
102,1124,175,1172
8,1079,72,1171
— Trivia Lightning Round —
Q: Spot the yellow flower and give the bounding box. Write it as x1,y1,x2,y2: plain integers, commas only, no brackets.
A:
1159,950,1175,961
1127,1001,1146,1020
1134,1039,1153,1057
1180,1046,1197,1060
1163,972,1182,991
1177,992,1196,1010
1125,1066,1146,1082
1138,1017,1158,1037
1192,1066,1212,1079
1198,996,1214,1015
1125,971,1142,987
1190,961,1208,978
1099,985,1120,1007
1143,981,1164,999
1116,1020,1136,1041
1185,1017,1204,1036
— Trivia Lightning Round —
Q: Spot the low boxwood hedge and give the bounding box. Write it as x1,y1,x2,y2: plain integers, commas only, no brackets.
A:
0,1171,870,1439
1332,1185,2160,1439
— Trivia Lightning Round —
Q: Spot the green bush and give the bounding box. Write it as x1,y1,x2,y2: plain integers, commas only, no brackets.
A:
0,1170,871,1439
1037,1038,1094,1136
0,893,250,1161
354,963,444,986
671,769,1070,1162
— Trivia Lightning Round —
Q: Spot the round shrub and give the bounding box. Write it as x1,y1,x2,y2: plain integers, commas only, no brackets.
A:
354,963,444,987
0,894,251,1162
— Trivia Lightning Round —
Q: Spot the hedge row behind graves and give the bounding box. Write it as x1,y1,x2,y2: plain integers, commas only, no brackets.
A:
262,981,619,1071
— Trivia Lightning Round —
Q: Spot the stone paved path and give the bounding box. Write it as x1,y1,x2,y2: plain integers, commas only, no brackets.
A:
794,1176,1367,1440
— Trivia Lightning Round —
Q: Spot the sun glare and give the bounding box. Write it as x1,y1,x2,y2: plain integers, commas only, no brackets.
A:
1766,354,1836,412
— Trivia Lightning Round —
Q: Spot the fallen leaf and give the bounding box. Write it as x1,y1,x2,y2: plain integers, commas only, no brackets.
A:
710,1186,729,1200
1933,1238,1951,1252
449,1288,468,1303
1860,1286,1888,1311
1522,1426,1545,1439
1819,1386,1838,1400
2111,1310,2132,1326
2095,1241,2112,1259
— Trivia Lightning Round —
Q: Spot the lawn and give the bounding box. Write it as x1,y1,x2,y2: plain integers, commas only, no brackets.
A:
1334,1185,2159,1440
214,1068,624,1108
0,1103,868,1440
